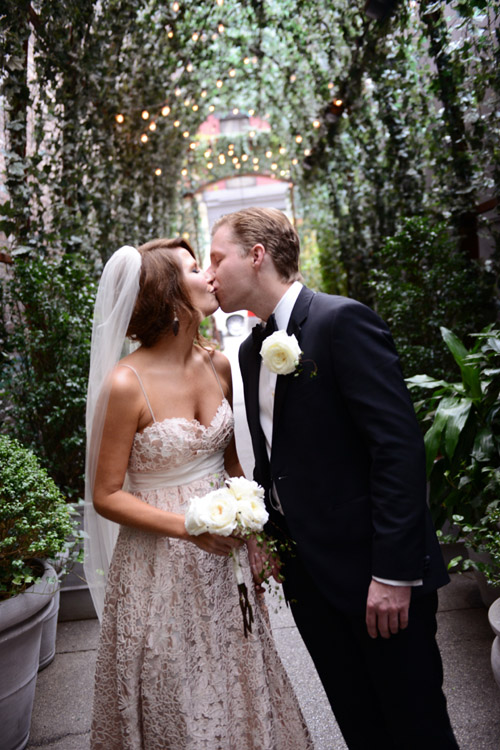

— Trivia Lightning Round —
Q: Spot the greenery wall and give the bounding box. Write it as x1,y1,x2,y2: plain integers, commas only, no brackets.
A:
0,0,498,497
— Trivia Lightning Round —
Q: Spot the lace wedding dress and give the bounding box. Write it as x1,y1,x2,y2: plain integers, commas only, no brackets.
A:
90,369,313,750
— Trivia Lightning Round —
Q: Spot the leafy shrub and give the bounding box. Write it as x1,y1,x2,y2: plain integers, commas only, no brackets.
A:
407,326,500,530
0,253,96,500
370,217,497,379
0,434,78,600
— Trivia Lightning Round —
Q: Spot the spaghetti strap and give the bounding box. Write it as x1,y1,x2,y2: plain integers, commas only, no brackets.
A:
119,364,156,422
207,353,226,399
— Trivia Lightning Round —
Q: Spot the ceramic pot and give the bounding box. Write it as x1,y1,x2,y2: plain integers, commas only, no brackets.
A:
488,597,500,689
0,560,60,750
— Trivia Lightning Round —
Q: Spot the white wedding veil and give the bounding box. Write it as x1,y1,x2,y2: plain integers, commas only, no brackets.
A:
83,245,142,621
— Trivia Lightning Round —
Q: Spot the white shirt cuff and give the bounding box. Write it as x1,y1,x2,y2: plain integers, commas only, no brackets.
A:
373,576,423,587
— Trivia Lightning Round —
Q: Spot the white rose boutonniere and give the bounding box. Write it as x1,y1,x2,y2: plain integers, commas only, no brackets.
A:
260,330,302,376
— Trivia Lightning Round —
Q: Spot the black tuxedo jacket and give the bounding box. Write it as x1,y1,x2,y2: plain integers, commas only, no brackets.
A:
239,286,449,616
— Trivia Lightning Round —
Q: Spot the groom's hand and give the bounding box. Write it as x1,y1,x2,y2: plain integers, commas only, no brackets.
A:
247,536,281,592
365,580,411,639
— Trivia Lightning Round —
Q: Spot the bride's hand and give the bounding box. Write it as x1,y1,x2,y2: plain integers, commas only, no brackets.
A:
188,531,243,557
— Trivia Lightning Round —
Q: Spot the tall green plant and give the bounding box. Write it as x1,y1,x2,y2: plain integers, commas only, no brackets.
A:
0,255,96,500
407,326,500,530
369,216,496,379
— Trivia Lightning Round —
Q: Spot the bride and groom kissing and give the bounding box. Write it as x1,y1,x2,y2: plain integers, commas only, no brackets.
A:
85,207,458,749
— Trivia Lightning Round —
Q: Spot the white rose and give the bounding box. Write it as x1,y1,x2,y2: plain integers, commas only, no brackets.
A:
184,495,209,536
260,330,302,375
198,488,238,536
226,476,265,503
236,497,269,532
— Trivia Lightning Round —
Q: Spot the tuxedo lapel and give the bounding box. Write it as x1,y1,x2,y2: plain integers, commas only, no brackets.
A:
272,287,315,438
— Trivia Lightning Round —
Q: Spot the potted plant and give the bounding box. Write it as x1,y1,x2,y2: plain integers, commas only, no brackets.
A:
0,434,79,750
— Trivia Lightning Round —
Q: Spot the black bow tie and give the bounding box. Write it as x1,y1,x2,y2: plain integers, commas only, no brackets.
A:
252,313,277,349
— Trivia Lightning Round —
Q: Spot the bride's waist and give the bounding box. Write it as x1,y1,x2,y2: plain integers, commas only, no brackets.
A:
127,451,225,492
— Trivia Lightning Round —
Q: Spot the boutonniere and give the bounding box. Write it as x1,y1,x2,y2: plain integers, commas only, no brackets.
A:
260,330,303,376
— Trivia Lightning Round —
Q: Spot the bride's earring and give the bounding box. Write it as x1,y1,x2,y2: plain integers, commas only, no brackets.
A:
172,308,180,336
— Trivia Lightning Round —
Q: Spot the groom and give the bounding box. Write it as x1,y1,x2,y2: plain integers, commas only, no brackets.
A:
208,207,458,750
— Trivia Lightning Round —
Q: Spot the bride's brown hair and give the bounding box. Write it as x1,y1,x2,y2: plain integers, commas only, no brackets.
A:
126,237,200,347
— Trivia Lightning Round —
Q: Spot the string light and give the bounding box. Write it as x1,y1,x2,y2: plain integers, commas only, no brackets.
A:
204,149,212,157
191,33,199,42
209,105,215,112
280,170,286,176
328,82,334,90
219,154,226,164
304,148,311,156
189,142,197,150
182,130,190,138
271,162,278,170
201,90,207,98
207,162,214,169
241,154,248,162
175,88,182,96
232,107,239,114
228,143,234,149
186,62,194,72
228,149,234,156
313,120,320,128
248,109,255,116
229,69,236,78
161,106,171,116
140,134,148,143
216,79,223,88
292,158,298,165
149,122,157,131
252,157,259,164
141,110,150,120
167,30,174,38
290,74,296,83
249,130,256,138
216,0,224,6
232,156,238,164
253,164,259,171
155,168,162,176
192,104,199,111
172,1,179,11
334,98,343,107
279,146,286,155
235,163,241,169
115,113,124,123
218,23,225,33
295,135,303,143
184,99,190,106
181,168,188,176
243,57,250,65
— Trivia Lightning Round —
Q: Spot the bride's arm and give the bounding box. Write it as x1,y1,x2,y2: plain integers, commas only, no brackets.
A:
92,367,240,557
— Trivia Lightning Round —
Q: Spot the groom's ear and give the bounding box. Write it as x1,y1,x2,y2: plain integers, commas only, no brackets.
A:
250,243,266,269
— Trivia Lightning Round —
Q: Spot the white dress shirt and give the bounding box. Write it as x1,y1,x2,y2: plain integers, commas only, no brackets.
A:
257,281,421,588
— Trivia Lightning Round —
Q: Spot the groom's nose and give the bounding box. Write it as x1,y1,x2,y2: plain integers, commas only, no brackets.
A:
205,264,215,282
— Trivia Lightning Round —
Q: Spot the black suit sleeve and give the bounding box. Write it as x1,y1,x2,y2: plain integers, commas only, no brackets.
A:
328,300,427,581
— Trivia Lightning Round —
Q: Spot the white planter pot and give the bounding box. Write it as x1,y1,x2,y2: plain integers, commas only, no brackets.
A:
488,597,500,689
0,560,60,750
467,548,500,608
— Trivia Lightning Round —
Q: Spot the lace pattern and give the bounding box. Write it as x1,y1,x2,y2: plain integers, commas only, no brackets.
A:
90,399,313,749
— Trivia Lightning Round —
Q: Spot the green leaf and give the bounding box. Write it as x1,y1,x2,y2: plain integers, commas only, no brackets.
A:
442,398,473,460
424,410,447,476
440,327,481,398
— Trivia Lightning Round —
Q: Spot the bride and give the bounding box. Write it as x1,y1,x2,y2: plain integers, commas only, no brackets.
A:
84,238,313,749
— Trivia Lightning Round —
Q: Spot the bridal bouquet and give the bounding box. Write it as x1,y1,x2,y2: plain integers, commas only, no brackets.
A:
185,477,268,637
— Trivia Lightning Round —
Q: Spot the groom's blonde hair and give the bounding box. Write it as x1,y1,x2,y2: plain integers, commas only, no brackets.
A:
212,207,301,282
